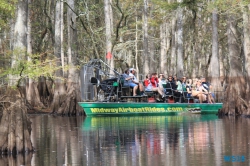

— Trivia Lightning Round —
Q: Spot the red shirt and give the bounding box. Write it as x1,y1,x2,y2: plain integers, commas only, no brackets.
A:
144,79,150,87
150,77,158,88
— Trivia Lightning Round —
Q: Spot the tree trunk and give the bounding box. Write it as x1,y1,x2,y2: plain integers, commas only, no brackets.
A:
38,77,53,107
176,0,184,77
149,26,156,73
243,4,250,114
210,7,221,99
50,0,66,113
0,89,33,154
143,0,149,75
160,21,167,74
9,0,28,87
104,0,114,75
160,20,171,75
135,12,139,76
170,17,176,75
56,0,83,116
243,6,250,81
219,14,248,116
148,5,156,73
26,0,45,109
0,0,34,154
61,0,65,76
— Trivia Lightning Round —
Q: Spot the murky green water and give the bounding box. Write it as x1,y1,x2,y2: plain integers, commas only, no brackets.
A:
1,114,250,166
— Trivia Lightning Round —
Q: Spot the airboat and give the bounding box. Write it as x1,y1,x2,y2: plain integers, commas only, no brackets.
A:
78,59,223,116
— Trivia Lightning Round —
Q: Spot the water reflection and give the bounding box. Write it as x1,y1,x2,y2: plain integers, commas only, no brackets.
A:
2,114,249,166
81,115,220,166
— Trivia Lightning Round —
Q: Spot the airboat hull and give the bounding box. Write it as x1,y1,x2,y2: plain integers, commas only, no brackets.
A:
78,102,223,116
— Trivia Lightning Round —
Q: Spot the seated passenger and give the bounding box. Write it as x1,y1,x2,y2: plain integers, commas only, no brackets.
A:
201,77,215,103
165,76,176,96
191,79,208,103
182,76,187,86
186,79,193,98
176,78,183,92
181,76,187,91
173,75,177,84
144,74,152,91
158,74,167,89
175,77,184,102
144,73,165,100
129,68,145,96
165,76,182,102
150,73,165,98
122,69,138,96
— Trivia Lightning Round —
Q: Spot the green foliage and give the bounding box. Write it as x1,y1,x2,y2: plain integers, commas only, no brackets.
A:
152,0,180,11
207,0,249,15
150,0,201,26
0,0,17,31
0,52,72,82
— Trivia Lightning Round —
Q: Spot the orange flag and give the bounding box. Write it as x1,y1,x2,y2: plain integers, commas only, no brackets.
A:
106,52,112,59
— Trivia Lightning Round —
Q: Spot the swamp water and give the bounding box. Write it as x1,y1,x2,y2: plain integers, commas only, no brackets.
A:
1,114,250,166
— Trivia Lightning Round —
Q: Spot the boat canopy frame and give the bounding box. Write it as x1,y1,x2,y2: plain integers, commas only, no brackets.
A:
80,59,123,102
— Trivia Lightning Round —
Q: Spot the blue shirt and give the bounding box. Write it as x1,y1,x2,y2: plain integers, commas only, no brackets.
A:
122,73,131,86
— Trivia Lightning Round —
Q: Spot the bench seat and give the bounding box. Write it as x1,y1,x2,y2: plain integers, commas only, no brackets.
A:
120,96,143,98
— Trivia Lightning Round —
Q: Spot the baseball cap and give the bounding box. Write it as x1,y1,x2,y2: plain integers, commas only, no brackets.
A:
129,68,136,72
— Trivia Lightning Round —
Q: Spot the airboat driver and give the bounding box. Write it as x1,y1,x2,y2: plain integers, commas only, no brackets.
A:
129,68,145,96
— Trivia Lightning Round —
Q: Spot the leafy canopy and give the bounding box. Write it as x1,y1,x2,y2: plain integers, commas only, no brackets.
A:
0,0,17,31
0,51,74,83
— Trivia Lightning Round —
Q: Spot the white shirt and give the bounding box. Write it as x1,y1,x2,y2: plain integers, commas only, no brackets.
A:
129,73,138,83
